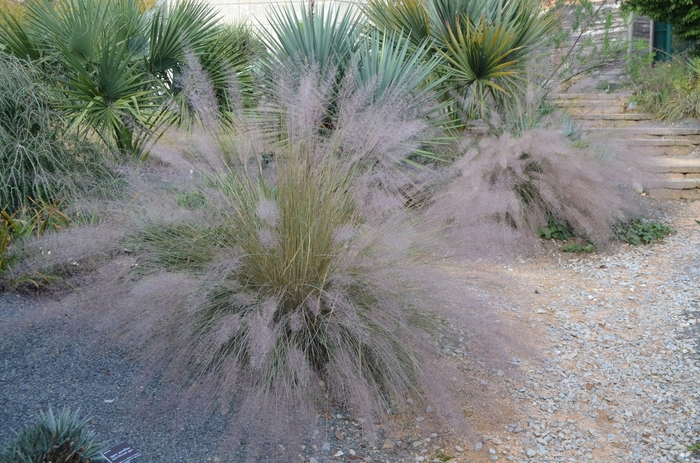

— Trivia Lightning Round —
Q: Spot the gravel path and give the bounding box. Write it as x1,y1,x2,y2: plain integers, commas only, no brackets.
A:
440,201,700,463
1,201,699,463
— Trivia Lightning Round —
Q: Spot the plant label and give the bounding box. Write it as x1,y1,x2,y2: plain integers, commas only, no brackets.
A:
101,442,141,463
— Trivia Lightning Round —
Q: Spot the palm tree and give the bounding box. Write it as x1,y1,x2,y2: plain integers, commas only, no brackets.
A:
0,0,251,156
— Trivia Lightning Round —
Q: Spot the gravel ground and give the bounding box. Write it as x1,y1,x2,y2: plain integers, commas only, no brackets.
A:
1,201,700,463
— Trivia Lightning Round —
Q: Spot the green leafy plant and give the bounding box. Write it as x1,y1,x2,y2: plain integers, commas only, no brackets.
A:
0,53,75,212
538,214,574,240
562,242,595,253
262,2,363,77
0,200,70,273
612,217,673,245
0,408,106,463
628,55,700,121
619,0,700,43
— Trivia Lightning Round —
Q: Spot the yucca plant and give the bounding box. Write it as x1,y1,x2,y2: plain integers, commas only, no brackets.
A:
0,0,251,156
261,3,448,142
261,2,363,77
365,0,557,123
0,408,106,463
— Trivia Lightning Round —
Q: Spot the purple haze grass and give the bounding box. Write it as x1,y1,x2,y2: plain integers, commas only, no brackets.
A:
429,128,650,259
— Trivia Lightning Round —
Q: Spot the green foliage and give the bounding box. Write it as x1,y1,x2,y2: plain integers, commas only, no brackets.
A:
612,217,673,245
619,0,700,42
0,53,71,212
128,222,234,272
365,0,557,123
539,215,574,240
629,55,700,121
1,200,70,273
562,242,595,253
0,0,251,156
261,4,446,131
176,190,208,210
0,408,105,463
262,2,363,77
0,53,118,213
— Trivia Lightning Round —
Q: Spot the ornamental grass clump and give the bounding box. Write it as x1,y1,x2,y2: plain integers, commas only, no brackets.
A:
429,128,648,257
0,54,74,213
114,45,464,459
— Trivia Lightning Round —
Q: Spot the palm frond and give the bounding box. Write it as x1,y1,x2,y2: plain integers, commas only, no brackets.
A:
363,0,431,49
262,2,363,75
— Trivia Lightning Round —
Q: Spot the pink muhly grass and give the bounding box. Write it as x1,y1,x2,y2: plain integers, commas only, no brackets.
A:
6,62,498,462
429,128,649,258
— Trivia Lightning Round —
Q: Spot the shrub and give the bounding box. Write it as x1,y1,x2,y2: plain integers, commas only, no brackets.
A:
619,0,700,43
0,54,73,213
260,4,446,132
1,200,70,273
119,62,462,459
612,216,673,245
0,408,106,463
0,54,121,276
429,128,646,257
629,56,700,121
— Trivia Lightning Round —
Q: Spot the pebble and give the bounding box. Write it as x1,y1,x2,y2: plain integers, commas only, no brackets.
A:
492,223,700,462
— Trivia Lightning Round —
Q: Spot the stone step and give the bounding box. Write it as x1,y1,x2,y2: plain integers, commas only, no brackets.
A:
658,172,700,180
551,97,628,105
640,157,700,174
587,127,700,138
626,146,698,157
549,93,630,101
614,138,700,147
647,179,700,200
576,113,654,121
563,105,630,115
584,138,700,160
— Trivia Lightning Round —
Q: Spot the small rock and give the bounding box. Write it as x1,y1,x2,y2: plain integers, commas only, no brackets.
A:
475,442,483,451
333,451,344,457
322,442,331,451
526,449,536,457
309,459,318,463
455,445,464,452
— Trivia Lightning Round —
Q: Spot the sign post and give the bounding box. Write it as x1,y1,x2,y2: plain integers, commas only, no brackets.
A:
101,442,141,463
